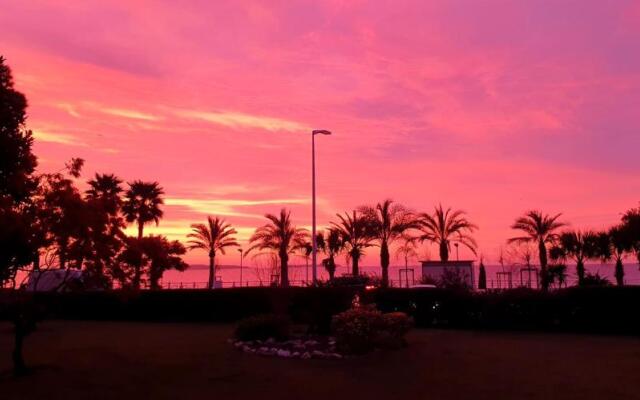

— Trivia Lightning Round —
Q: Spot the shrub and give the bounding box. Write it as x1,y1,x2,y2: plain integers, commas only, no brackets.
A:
331,305,413,354
582,272,611,287
331,305,383,354
234,314,291,341
376,312,414,349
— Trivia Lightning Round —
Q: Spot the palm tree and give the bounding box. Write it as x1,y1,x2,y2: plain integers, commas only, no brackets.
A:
122,180,164,239
547,264,568,288
550,230,598,286
418,205,478,262
608,226,633,286
509,210,566,291
84,173,125,288
330,210,374,276
86,173,123,214
316,229,344,281
622,206,640,267
248,209,307,287
187,216,239,289
359,199,418,287
297,240,313,284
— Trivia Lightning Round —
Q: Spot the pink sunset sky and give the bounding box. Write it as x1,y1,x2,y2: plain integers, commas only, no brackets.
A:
1,0,639,265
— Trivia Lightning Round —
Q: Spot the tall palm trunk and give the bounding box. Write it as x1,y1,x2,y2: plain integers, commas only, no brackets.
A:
135,221,144,289
380,241,390,287
439,241,449,262
280,249,289,287
538,240,549,291
149,266,162,290
328,256,336,280
576,258,585,286
615,257,624,286
351,250,360,276
208,252,215,289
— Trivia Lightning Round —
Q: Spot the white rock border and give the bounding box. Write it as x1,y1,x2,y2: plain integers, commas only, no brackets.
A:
228,337,343,359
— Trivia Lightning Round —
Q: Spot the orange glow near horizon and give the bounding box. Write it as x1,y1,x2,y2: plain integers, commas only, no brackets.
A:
2,1,639,265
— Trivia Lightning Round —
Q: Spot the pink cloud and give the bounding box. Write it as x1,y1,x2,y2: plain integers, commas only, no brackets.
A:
1,0,639,264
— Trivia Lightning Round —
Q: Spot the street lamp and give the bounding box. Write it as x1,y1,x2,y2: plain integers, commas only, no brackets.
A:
454,243,459,261
238,248,244,286
311,129,331,286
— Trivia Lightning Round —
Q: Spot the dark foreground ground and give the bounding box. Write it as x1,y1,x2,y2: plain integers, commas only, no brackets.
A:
1,321,640,400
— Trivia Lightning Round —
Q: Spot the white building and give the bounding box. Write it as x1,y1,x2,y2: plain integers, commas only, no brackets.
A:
421,260,475,288
25,269,84,292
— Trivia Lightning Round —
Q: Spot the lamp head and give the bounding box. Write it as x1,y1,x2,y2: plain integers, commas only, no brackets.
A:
312,129,332,135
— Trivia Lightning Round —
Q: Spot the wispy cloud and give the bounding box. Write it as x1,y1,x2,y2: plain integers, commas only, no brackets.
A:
98,107,161,121
124,221,256,242
165,197,308,218
54,101,160,121
32,129,87,146
173,109,308,132
54,102,82,118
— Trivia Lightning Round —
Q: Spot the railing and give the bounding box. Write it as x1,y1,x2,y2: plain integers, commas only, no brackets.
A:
159,280,313,289
153,278,640,290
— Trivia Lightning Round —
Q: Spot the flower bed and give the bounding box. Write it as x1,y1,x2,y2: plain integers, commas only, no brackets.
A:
230,336,343,359
230,302,414,359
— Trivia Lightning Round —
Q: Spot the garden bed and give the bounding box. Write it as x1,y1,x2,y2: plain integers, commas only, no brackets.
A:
230,336,343,359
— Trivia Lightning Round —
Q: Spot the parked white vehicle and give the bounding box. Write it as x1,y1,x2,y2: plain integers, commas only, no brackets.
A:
409,283,437,289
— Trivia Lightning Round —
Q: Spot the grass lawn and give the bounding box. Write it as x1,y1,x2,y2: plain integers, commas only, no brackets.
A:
1,321,640,399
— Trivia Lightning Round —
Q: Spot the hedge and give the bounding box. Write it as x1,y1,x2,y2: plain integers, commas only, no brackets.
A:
370,286,640,334
1,286,640,335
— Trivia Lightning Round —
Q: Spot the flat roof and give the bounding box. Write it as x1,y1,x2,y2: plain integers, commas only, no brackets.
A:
420,260,474,266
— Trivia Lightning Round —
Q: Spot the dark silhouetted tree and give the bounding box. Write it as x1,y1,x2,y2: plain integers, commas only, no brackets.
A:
419,205,477,262
0,56,38,286
143,236,188,290
248,209,307,287
359,199,418,287
316,229,344,281
547,263,568,288
550,230,598,286
330,210,374,276
0,56,38,205
187,216,238,289
608,226,632,286
114,235,187,289
38,161,90,271
83,173,125,288
122,180,164,239
113,236,145,288
622,206,640,267
86,173,123,214
509,210,565,291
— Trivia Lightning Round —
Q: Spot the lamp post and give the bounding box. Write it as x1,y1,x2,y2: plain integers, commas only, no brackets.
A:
238,248,243,287
454,243,459,261
311,129,331,286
